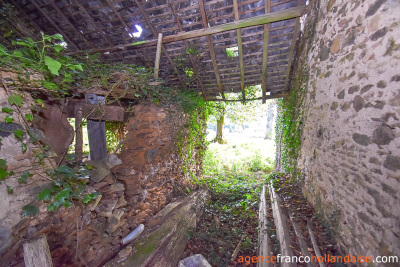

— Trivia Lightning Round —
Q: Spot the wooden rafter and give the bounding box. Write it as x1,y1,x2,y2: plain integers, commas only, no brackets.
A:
198,0,225,100
133,0,186,89
207,93,286,102
69,6,306,56
262,0,271,103
104,0,135,35
8,0,42,38
72,0,124,60
284,0,302,92
233,0,245,102
48,0,95,50
167,0,207,98
28,0,79,51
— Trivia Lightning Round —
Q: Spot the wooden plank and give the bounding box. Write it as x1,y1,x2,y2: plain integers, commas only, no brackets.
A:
284,0,302,92
134,0,187,89
85,94,108,161
23,235,53,267
257,185,272,267
307,220,326,267
268,183,295,267
154,33,163,80
66,102,125,122
28,0,79,51
207,93,286,102
74,104,83,163
167,0,207,98
71,6,306,55
233,0,245,102
199,0,225,100
262,0,271,103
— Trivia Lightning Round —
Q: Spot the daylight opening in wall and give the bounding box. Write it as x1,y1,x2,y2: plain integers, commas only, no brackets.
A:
226,46,239,57
130,25,143,38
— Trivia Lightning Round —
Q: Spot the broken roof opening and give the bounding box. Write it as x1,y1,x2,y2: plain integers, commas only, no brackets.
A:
226,46,239,57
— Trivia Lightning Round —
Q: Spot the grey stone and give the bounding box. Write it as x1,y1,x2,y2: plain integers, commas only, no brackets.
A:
343,28,357,47
337,89,345,99
353,95,365,112
87,160,110,183
146,147,159,163
105,154,122,169
370,27,388,41
365,100,386,109
365,0,389,18
367,187,381,201
381,183,397,199
319,45,330,61
348,85,360,94
372,125,394,145
0,122,23,138
340,102,351,111
178,254,212,267
361,84,374,94
391,75,400,82
377,80,387,88
383,155,400,171
330,102,339,110
352,133,371,146
389,93,400,106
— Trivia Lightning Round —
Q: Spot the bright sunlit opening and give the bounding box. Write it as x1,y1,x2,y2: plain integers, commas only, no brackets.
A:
132,25,143,38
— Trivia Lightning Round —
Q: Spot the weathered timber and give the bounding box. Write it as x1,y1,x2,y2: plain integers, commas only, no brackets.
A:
86,94,108,161
74,104,83,162
257,185,272,267
105,190,208,267
207,93,286,102
154,33,163,80
288,214,312,265
268,183,295,267
23,235,53,267
262,0,271,103
307,220,326,267
233,0,245,101
66,102,124,122
69,6,307,55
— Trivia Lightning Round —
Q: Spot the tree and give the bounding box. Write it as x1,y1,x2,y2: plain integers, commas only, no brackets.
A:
208,85,270,144
264,100,276,139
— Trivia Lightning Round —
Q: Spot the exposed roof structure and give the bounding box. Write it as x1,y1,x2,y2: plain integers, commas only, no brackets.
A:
6,0,307,101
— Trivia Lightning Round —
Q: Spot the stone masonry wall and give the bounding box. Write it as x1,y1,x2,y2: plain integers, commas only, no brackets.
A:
293,0,400,261
1,81,200,266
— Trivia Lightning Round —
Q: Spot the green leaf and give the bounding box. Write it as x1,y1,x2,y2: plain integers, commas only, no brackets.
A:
8,94,23,107
42,80,59,90
0,159,6,169
14,127,26,142
5,115,13,123
74,64,83,71
53,45,63,53
18,170,32,184
82,192,100,204
14,129,24,141
0,169,8,180
25,114,33,121
52,33,64,41
55,165,72,175
37,153,46,161
22,143,27,153
35,99,44,104
47,202,58,212
38,188,52,201
7,185,13,194
2,107,13,114
44,56,62,76
23,204,39,216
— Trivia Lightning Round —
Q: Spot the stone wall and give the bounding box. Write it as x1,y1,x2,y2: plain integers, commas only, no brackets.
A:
291,0,400,261
0,72,203,266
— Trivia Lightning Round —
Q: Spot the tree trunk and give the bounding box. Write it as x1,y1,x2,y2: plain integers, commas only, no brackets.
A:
265,103,275,140
214,112,226,144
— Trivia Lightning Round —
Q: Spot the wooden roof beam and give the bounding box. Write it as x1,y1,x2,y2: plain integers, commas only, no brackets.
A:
28,0,79,51
233,0,245,102
207,93,286,102
104,0,137,36
199,0,225,100
284,0,302,92
262,0,271,103
167,0,207,98
70,5,306,56
134,0,186,89
72,0,124,60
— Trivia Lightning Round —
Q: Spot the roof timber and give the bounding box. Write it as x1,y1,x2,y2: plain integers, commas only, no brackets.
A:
70,5,306,56
233,0,245,102
262,0,272,103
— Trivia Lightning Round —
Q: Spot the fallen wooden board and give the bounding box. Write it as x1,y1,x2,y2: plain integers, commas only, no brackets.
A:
105,190,208,267
23,235,53,267
268,183,295,267
257,185,272,267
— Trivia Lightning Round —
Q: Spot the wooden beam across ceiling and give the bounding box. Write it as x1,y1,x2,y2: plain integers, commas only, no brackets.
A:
261,0,271,103
70,5,307,56
199,0,225,100
233,0,245,102
207,93,287,102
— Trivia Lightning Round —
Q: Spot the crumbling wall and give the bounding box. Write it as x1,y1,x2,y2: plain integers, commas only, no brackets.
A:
0,68,203,266
291,0,400,260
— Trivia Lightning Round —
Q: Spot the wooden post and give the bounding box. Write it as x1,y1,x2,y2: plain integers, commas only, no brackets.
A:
75,104,83,162
154,33,163,80
85,94,108,161
23,235,53,267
